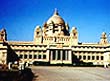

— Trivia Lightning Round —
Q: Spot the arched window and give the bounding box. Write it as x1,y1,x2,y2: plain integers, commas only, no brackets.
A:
79,55,82,59
88,56,90,60
24,54,27,59
38,55,41,59
29,54,32,59
101,56,103,60
19,55,23,59
34,55,37,59
96,56,99,60
92,56,95,60
43,55,46,59
83,56,86,60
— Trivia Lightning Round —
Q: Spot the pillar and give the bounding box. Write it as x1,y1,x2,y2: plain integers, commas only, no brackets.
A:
65,50,68,60
104,52,109,67
36,51,38,59
46,50,49,61
94,52,97,61
68,50,72,61
26,51,28,60
86,52,88,61
60,50,63,61
90,53,92,60
32,51,34,60
56,50,58,60
51,50,53,60
8,62,12,70
41,51,43,59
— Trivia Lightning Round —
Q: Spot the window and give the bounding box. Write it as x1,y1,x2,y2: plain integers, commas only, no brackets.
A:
83,56,86,60
37,32,39,35
88,56,90,60
38,55,41,59
34,55,37,59
19,55,23,58
101,56,103,60
29,50,32,52
43,50,46,53
75,51,77,53
92,56,95,60
96,56,99,60
29,55,32,59
24,54,27,59
79,51,81,53
79,55,81,59
43,55,46,59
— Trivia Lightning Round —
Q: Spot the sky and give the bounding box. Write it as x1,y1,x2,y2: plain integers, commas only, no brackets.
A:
0,0,110,43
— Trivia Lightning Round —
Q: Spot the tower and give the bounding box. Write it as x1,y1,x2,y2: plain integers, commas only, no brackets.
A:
100,32,108,44
0,28,7,64
0,28,7,41
34,26,43,44
70,27,78,45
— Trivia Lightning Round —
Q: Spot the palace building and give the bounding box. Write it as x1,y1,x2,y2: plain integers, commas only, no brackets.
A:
0,9,110,66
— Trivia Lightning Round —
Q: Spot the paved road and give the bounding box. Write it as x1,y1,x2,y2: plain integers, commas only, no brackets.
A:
31,66,110,81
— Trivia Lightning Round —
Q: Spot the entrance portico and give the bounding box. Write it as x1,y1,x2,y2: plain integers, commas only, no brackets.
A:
50,49,72,64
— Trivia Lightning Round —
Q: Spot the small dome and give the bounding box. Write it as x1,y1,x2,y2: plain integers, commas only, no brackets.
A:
47,9,65,25
35,25,41,30
34,25,41,31
101,32,107,38
102,32,106,35
72,27,77,30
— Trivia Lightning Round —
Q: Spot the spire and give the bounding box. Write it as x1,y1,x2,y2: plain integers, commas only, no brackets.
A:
54,8,59,15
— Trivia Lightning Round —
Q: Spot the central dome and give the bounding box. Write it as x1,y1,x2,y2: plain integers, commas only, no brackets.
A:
47,9,65,24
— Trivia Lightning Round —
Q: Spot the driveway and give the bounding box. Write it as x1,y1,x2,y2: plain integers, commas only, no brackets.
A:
31,66,110,81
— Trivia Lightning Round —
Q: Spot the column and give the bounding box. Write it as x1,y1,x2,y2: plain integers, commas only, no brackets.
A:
22,51,24,60
65,50,67,60
80,52,82,60
94,52,96,61
51,50,53,60
104,52,109,67
41,51,43,59
68,50,72,61
36,51,38,59
90,53,92,61
99,53,101,61
56,50,58,60
26,51,28,60
86,52,88,61
60,50,63,61
32,51,34,60
46,50,49,61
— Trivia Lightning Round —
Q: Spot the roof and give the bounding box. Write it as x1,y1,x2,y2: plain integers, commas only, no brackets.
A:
47,9,65,25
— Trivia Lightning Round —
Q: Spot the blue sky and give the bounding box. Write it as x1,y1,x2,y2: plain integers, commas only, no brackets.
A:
0,0,110,43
